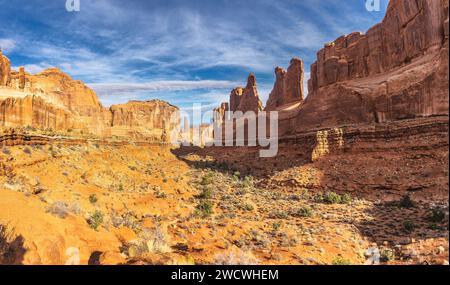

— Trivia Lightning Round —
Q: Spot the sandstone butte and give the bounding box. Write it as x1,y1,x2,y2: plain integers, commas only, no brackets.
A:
216,0,449,138
0,51,179,142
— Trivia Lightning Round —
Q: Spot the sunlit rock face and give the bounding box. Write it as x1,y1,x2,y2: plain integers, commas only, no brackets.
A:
109,100,179,141
265,58,305,111
233,74,263,113
0,50,11,86
0,57,179,140
296,0,449,132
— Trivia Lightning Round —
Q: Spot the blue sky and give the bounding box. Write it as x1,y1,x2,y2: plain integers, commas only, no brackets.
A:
0,0,388,113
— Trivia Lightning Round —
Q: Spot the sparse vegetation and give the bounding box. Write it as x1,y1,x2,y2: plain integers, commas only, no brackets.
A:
403,220,416,233
428,208,446,223
399,195,416,208
88,211,104,230
46,201,70,219
316,191,352,205
196,200,214,218
380,249,395,263
214,249,259,265
89,194,98,204
294,206,314,218
331,257,352,265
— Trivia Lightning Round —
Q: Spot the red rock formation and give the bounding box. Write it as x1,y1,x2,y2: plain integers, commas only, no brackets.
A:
235,74,263,113
295,0,449,133
0,50,11,86
110,100,179,140
229,87,243,112
265,58,304,111
0,59,179,140
214,102,229,123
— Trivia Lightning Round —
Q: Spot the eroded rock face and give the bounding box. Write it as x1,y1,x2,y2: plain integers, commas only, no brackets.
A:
296,0,449,133
0,50,11,86
309,0,449,91
266,58,304,111
0,59,179,140
214,102,229,123
235,74,263,113
110,100,179,141
229,87,243,112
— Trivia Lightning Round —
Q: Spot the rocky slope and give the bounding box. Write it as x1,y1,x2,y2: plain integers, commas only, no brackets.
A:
0,56,179,140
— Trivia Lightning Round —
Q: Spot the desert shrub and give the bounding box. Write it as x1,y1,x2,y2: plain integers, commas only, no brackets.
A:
269,211,289,219
380,249,395,263
428,208,446,223
196,200,214,218
23,147,32,155
240,203,254,212
340,193,352,204
294,206,314,218
331,257,352,265
399,195,416,208
127,226,170,257
200,173,214,186
323,192,342,204
89,194,98,204
46,201,70,219
403,220,416,233
88,211,104,230
156,190,167,199
117,183,124,192
198,187,213,200
2,147,11,155
272,221,282,231
214,249,259,265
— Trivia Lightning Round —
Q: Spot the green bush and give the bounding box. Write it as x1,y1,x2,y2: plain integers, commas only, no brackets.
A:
88,211,104,230
399,195,416,208
428,208,446,223
380,249,395,263
196,200,214,218
89,194,98,204
295,206,314,218
403,220,416,233
323,192,342,204
331,257,351,265
199,187,213,199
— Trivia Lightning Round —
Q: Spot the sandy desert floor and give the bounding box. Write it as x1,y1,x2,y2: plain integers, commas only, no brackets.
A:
0,138,448,265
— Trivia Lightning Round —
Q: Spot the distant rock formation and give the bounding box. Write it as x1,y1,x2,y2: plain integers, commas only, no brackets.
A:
229,88,243,112
265,58,304,111
110,100,179,141
0,58,179,141
0,49,11,86
294,0,449,133
234,74,263,113
214,102,229,123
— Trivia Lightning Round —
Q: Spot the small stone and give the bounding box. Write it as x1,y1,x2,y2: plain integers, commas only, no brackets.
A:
437,246,445,255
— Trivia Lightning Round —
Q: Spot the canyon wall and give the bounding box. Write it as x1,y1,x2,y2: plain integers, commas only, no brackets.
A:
0,56,179,141
296,0,449,133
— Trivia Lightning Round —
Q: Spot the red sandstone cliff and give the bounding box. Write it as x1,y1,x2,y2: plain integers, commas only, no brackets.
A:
295,0,449,133
0,56,179,140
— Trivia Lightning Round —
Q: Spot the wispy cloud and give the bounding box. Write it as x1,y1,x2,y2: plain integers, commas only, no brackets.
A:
0,0,387,107
0,38,16,52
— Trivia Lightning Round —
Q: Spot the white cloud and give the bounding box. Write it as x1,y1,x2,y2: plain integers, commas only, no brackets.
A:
89,80,238,96
0,38,16,53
